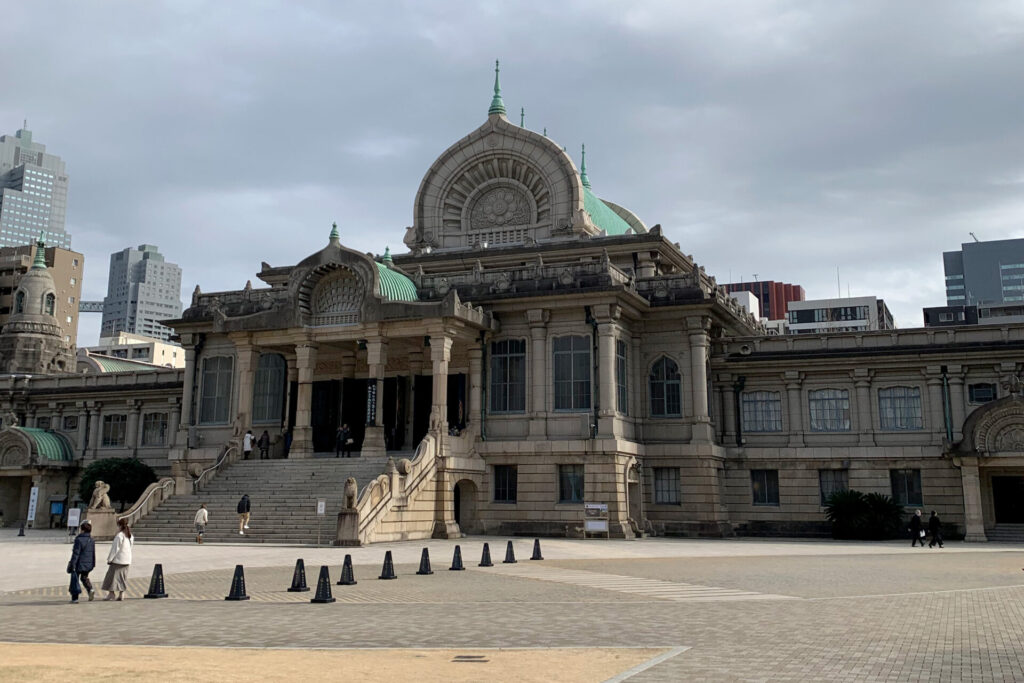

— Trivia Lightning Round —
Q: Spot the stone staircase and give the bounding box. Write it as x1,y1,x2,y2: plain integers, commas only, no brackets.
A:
985,524,1024,542
133,454,397,544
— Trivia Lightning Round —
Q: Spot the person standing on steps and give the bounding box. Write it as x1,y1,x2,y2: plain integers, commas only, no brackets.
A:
928,510,944,548
194,503,208,544
257,430,270,459
237,494,251,535
336,423,352,458
101,519,133,601
909,509,925,547
67,520,96,603
242,429,254,460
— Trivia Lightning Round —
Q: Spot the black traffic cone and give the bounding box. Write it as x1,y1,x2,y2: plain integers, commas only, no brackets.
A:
531,538,544,561
337,554,357,586
479,542,493,567
449,545,465,571
225,564,250,601
287,559,310,592
503,540,517,564
17,523,24,537
144,563,168,599
379,550,397,580
416,547,433,575
310,565,336,603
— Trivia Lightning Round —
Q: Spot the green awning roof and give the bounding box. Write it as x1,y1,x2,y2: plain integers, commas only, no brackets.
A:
583,187,633,236
15,427,73,462
376,262,419,302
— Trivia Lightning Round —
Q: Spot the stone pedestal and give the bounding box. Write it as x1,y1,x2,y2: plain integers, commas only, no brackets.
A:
361,426,386,458
86,508,118,541
333,509,360,546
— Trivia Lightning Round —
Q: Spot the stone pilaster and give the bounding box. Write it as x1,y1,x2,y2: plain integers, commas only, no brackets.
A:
959,456,987,541
687,317,713,443
291,343,317,458
785,372,804,447
526,308,549,438
926,369,945,445
949,367,965,440
233,340,259,432
430,334,453,434
468,344,483,438
125,400,140,455
853,369,874,446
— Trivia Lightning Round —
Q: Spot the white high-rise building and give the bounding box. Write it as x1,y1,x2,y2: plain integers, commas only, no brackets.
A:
0,124,70,249
101,245,183,342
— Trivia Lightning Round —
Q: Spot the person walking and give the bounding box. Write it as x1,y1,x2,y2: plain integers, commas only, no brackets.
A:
101,519,134,601
336,423,352,458
928,510,944,548
909,509,925,547
194,503,208,544
257,430,271,460
67,520,96,603
242,429,254,460
237,494,251,535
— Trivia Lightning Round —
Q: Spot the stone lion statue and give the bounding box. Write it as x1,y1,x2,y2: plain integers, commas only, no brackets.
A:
88,481,111,510
343,477,358,509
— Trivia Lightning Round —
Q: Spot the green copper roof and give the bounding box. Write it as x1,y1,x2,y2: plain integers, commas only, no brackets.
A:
376,262,418,302
31,233,47,270
15,427,73,462
91,355,162,373
488,60,506,116
583,187,633,236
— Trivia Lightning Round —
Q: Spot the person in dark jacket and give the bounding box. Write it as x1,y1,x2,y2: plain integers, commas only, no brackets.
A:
909,509,925,547
67,520,96,603
335,424,352,458
237,494,251,536
928,510,944,548
257,430,271,460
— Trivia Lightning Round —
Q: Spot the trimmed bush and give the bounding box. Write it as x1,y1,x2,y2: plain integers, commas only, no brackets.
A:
79,458,157,512
824,489,903,540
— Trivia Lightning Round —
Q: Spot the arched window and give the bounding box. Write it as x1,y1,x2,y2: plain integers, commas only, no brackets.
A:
44,293,55,316
252,353,286,423
649,357,682,417
14,291,24,314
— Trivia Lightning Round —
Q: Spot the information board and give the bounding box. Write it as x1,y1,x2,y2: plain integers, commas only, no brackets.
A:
583,502,609,536
67,508,81,529
316,499,326,516
365,379,378,425
26,486,39,523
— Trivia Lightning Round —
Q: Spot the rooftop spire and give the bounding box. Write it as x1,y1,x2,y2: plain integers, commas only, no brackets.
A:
488,60,506,117
31,232,46,269
580,144,591,189
520,107,525,127
382,246,393,263
329,221,340,245
543,127,547,137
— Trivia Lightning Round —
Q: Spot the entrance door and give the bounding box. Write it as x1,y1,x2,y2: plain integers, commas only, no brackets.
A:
453,479,477,532
382,376,407,451
447,373,466,431
340,378,367,452
311,380,341,452
412,375,432,446
992,476,1024,523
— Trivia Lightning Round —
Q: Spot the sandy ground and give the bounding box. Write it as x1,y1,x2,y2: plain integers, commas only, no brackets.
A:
0,643,667,683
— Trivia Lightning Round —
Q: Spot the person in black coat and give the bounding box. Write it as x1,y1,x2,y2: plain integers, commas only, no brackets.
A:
335,424,352,458
237,494,251,536
67,520,96,603
928,510,944,548
909,509,925,547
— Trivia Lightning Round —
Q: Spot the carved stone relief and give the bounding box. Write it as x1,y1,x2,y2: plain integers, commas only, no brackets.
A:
470,186,531,230
312,268,363,324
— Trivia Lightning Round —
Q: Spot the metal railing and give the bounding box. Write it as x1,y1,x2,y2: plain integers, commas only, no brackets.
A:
192,442,240,494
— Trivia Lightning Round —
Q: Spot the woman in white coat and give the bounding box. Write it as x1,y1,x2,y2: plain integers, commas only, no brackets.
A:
101,518,134,601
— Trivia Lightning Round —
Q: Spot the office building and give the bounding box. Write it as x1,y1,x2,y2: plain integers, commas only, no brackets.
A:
100,244,182,342
944,238,1024,306
787,295,895,334
0,124,70,249
723,280,804,321
0,243,83,345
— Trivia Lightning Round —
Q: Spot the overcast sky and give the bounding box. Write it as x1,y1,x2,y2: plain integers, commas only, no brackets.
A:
4,1,1024,344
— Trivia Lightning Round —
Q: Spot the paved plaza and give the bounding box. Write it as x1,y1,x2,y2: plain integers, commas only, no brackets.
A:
2,531,1024,681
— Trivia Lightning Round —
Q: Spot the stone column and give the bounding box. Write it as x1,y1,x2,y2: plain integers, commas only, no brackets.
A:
926,372,945,446
363,338,388,456
283,356,297,432
687,317,713,442
125,400,140,455
291,343,317,458
88,403,102,455
167,399,181,448
949,368,966,440
526,309,549,438
596,321,617,437
75,404,88,453
468,344,483,439
407,350,422,446
179,344,197,428
720,374,736,446
854,370,874,446
233,342,259,432
959,457,987,541
785,372,804,447
430,334,453,434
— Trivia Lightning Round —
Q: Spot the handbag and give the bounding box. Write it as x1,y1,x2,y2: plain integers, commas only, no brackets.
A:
919,530,926,538
69,571,80,595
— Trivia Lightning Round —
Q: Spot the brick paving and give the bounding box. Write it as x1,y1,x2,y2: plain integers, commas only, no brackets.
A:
2,538,1023,681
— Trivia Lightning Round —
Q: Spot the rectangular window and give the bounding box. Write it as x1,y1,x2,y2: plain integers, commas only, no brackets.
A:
142,412,168,446
969,383,996,404
553,336,591,412
751,469,780,506
199,356,234,424
808,389,851,432
653,467,681,504
493,465,518,504
63,415,78,431
490,339,526,413
558,464,585,503
819,469,849,505
878,386,923,430
890,469,923,507
615,339,628,415
101,414,127,447
741,391,783,432
36,416,51,430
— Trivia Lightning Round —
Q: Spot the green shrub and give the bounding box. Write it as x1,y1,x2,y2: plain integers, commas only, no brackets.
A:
862,492,904,540
78,458,157,512
824,489,903,540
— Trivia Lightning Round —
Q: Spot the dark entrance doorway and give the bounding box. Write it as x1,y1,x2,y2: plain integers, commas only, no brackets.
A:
992,476,1024,523
340,378,367,452
311,380,340,452
412,375,432,446
453,479,477,532
447,373,466,432
382,376,407,451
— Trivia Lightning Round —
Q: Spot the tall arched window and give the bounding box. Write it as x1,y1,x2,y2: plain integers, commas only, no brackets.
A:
44,293,55,316
252,353,286,423
649,357,682,417
14,291,24,314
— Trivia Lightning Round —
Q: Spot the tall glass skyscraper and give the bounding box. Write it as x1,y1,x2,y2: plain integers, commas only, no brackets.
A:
0,124,70,249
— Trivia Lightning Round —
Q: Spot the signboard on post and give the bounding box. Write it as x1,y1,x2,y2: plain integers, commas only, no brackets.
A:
583,502,609,538
67,508,81,529
316,499,326,516
26,486,39,524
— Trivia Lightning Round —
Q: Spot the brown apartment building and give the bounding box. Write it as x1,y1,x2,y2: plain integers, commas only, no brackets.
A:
0,245,83,346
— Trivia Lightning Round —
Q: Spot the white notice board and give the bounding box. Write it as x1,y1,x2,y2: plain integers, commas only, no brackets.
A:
26,486,39,522
316,499,326,516
583,502,609,537
67,508,81,528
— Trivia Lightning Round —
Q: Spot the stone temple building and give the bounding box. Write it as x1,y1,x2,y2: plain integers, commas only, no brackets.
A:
1,67,1024,543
